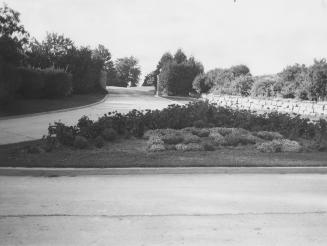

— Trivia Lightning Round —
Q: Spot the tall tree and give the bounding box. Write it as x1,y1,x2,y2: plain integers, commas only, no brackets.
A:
0,3,29,65
115,56,141,87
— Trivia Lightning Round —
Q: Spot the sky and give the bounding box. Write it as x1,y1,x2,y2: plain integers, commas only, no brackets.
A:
4,0,327,78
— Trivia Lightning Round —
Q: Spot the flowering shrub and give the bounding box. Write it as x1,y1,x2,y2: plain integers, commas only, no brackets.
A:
47,101,327,150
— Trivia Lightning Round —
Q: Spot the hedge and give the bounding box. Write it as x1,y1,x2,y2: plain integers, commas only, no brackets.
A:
17,67,73,99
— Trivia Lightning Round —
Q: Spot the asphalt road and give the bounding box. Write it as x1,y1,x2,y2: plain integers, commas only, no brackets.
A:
0,86,186,145
1,173,326,245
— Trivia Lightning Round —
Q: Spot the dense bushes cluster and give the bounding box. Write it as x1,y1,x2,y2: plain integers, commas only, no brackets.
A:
47,101,327,151
192,65,251,95
194,59,327,102
144,49,203,96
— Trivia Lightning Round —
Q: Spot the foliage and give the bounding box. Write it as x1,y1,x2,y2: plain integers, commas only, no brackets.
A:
18,67,73,98
230,74,254,96
114,56,141,87
73,136,88,149
308,59,327,101
0,3,29,66
102,128,118,141
94,136,105,148
158,51,203,96
47,100,327,151
251,75,279,97
193,65,251,94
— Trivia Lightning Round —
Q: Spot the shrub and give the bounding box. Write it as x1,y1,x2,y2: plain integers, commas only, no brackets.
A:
94,136,105,148
223,132,257,146
48,122,77,146
161,134,184,144
192,129,210,137
47,101,327,149
102,128,117,141
209,132,226,146
175,143,203,151
42,68,73,98
254,131,284,141
17,67,72,99
73,136,88,149
257,139,302,153
193,120,206,128
183,134,201,144
279,139,302,152
18,67,45,98
203,142,215,151
256,141,282,153
42,135,57,152
148,144,166,152
158,55,203,96
147,135,164,146
251,76,278,97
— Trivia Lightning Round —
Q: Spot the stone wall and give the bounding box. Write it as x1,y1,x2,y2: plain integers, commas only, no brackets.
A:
202,94,327,119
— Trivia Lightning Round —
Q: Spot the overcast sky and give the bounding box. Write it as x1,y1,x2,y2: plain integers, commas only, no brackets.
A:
5,0,327,77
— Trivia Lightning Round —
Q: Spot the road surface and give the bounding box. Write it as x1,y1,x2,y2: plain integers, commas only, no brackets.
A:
0,87,186,145
0,173,326,245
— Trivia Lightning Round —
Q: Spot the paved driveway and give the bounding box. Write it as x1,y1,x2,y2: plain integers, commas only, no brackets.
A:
0,173,326,245
0,87,184,145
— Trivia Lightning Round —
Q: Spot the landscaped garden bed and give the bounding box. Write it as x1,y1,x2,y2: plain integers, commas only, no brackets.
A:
1,100,327,167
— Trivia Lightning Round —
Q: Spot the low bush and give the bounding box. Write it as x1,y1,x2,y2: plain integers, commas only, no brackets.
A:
94,136,105,148
161,134,184,144
47,101,327,151
203,142,215,151
175,143,203,151
147,135,164,146
209,132,226,146
254,131,284,141
257,139,302,153
193,120,206,128
102,128,117,141
223,132,257,146
15,67,73,99
148,144,166,152
183,134,201,144
192,128,210,137
73,136,88,149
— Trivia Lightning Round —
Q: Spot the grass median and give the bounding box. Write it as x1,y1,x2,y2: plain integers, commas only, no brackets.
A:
1,138,327,168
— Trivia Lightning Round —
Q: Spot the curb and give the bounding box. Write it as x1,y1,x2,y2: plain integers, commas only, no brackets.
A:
1,167,327,177
0,94,109,121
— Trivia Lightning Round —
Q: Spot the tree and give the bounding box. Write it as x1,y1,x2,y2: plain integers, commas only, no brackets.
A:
308,59,327,101
0,3,29,65
158,53,204,96
230,64,250,77
142,71,157,86
173,49,187,64
115,56,141,87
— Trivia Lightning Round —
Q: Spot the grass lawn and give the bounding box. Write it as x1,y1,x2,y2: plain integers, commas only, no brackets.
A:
0,93,106,117
1,138,327,168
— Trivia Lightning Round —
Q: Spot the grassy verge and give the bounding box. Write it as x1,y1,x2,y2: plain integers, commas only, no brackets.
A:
1,138,327,168
0,93,106,117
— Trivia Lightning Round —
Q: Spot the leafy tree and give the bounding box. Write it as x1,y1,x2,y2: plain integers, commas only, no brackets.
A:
230,64,250,77
142,71,157,86
159,53,203,96
0,3,29,65
115,56,141,87
308,59,327,101
230,74,254,96
173,49,187,64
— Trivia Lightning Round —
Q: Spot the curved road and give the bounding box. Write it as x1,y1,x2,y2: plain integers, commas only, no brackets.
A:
0,87,187,145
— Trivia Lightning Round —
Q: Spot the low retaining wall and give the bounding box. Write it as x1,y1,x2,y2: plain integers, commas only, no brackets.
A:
202,94,327,119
